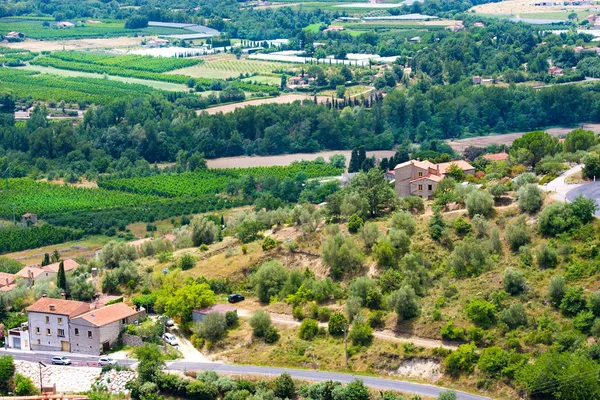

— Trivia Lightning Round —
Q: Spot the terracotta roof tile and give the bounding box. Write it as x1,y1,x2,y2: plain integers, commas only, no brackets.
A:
26,298,90,318
41,259,79,273
73,302,138,327
0,272,16,286
437,160,475,174
482,153,509,161
17,266,54,280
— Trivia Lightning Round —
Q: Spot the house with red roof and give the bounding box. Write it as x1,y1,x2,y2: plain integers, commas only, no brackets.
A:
394,159,475,198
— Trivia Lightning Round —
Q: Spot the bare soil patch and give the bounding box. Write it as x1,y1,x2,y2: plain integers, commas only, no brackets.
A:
448,123,600,153
198,94,330,115
205,149,396,168
471,0,589,15
3,37,144,52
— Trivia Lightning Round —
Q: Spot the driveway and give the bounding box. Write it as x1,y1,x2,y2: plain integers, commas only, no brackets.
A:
540,164,583,202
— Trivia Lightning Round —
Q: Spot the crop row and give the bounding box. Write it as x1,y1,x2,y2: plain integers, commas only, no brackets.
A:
0,178,160,219
98,163,343,197
0,67,162,104
49,51,201,73
204,60,292,73
0,224,84,254
0,46,30,54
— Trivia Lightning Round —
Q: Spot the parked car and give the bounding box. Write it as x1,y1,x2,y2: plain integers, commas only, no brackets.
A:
51,356,71,365
99,357,117,366
164,317,175,327
228,294,245,303
163,333,178,346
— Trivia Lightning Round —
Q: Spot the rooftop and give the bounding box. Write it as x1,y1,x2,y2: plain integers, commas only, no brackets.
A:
17,266,53,280
26,297,90,318
42,259,79,274
482,152,509,161
437,160,475,174
73,302,138,327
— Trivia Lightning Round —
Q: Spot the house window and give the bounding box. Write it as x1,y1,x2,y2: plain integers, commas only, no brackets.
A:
428,185,433,191
122,318,126,324
37,339,41,345
45,316,50,324
87,331,93,338
57,317,63,324
418,184,423,191
46,328,51,336
75,328,79,336
418,172,423,177
35,327,40,335
57,329,65,337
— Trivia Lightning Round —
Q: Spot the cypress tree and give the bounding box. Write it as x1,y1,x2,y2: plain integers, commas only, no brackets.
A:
57,260,67,294
42,253,50,267
357,146,367,170
349,148,360,173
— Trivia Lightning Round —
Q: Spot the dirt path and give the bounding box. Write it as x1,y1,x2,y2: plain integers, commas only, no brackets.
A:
3,37,144,51
236,308,456,350
198,94,330,115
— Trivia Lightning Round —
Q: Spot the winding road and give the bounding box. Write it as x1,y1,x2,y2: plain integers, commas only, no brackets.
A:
3,349,491,400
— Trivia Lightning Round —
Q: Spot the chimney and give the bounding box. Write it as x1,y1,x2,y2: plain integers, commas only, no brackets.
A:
42,294,47,298
29,270,34,279
5,278,8,286
49,304,55,311
61,293,66,300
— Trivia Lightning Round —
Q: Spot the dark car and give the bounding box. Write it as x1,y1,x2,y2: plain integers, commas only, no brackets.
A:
228,294,245,303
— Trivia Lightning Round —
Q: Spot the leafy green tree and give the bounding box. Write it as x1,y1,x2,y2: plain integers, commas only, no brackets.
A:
388,211,416,236
349,315,373,346
101,271,119,294
510,131,558,165
503,268,526,295
235,219,265,243
506,217,530,251
444,163,465,181
445,343,478,376
448,239,491,277
347,214,364,234
328,312,348,335
549,276,567,308
518,184,543,214
465,190,494,218
322,233,365,279
299,318,319,340
56,260,67,294
343,379,370,400
177,253,195,271
564,128,595,152
0,355,15,394
465,299,496,328
349,168,395,217
195,312,227,342
274,373,295,399
191,217,218,246
358,222,380,251
67,275,95,301
249,310,272,338
560,286,587,317
583,153,600,180
134,344,165,383
13,373,38,396
536,243,558,269
187,380,218,400
489,183,508,201
499,303,528,330
390,285,420,322
100,241,137,269
161,281,216,323
251,261,288,303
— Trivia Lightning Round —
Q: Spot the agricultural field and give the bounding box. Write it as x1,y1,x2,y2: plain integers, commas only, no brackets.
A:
0,67,165,104
168,54,295,80
320,84,373,98
470,0,592,20
1,37,145,52
0,18,193,40
20,65,188,91
241,75,281,86
200,94,329,114
98,163,343,197
0,178,159,219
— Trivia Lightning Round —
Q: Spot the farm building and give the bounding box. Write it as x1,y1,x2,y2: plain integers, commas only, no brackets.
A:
22,213,37,225
146,39,170,48
548,66,563,76
394,160,475,198
5,31,21,39
324,25,344,32
472,76,482,85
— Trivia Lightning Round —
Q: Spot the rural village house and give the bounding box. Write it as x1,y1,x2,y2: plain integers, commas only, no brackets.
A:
394,160,475,198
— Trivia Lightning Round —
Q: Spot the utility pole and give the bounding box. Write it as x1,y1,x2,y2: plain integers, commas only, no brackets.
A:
343,323,348,367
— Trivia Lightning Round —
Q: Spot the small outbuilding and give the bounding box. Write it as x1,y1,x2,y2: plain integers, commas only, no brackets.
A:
192,304,237,323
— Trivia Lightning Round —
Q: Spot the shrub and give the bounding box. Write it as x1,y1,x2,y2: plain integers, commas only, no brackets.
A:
489,183,508,200
261,236,278,251
322,233,365,279
549,276,567,308
518,184,543,214
536,244,558,269
13,373,37,396
274,373,295,399
347,214,364,233
478,347,525,378
292,305,304,320
453,216,471,237
560,286,587,317
196,312,227,342
0,355,15,393
251,261,288,303
448,239,491,277
358,222,380,251
574,310,596,334
499,304,528,330
225,311,238,328
178,253,195,271
503,268,526,295
317,307,331,322
590,290,600,317
465,190,494,218
445,343,478,375
299,318,319,340
349,317,374,346
389,286,420,321
368,310,385,328
389,211,416,236
465,299,496,328
249,310,272,337
506,217,530,251
471,214,489,238
216,377,236,394
264,326,280,344
328,312,348,336
346,297,363,322
440,321,465,341
187,380,218,400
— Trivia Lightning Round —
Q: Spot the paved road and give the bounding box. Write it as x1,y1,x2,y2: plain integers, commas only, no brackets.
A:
4,350,491,400
541,164,583,202
566,181,600,216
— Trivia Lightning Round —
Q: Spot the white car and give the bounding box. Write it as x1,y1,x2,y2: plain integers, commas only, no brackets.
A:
99,357,117,366
51,356,71,365
162,333,178,346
